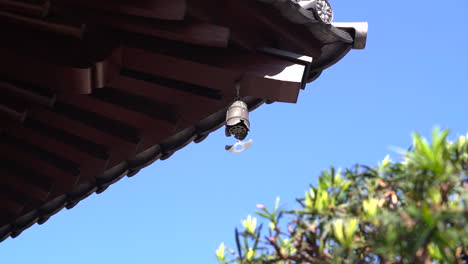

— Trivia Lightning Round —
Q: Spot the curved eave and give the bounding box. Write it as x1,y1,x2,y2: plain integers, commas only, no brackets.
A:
306,21,368,82
258,0,354,44
255,0,368,82
0,0,367,242
0,97,264,241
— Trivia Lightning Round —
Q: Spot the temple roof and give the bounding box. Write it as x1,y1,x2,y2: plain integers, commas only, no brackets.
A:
0,0,367,242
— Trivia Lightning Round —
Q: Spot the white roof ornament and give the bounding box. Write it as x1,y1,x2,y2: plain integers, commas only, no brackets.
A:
332,22,369,50
299,0,334,24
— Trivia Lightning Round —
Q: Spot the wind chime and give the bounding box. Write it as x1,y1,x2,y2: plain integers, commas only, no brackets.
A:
225,83,252,153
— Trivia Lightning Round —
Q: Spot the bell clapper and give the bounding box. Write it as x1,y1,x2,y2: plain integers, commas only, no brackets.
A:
225,139,253,153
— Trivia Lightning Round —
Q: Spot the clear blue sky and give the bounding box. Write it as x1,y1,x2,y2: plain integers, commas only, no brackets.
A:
2,1,468,263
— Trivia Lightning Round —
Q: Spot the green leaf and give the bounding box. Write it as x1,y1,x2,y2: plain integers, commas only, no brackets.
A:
341,180,351,191
344,218,359,245
255,211,270,219
319,171,332,189
333,169,342,186
380,155,391,172
411,227,434,257
333,219,346,245
421,204,435,227
315,189,329,213
428,187,442,203
305,189,315,210
363,198,378,218
428,243,442,259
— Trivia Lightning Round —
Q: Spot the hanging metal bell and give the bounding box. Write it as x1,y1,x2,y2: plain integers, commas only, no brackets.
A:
225,100,250,140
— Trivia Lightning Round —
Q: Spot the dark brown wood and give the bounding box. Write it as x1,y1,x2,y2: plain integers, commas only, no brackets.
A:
226,0,319,56
0,0,49,17
0,194,23,220
81,11,229,48
4,125,108,174
0,81,55,107
29,107,138,167
123,47,239,93
0,104,26,123
57,94,175,133
0,10,83,38
123,47,304,103
0,169,50,202
0,20,121,70
0,141,78,187
0,49,121,94
187,0,322,57
89,50,122,89
53,0,187,20
187,3,266,51
0,50,94,94
110,76,225,127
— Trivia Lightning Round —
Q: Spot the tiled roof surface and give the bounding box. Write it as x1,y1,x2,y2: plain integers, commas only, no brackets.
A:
0,0,365,242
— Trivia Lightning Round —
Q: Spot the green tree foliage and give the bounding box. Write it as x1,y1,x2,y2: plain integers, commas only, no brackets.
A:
216,129,468,263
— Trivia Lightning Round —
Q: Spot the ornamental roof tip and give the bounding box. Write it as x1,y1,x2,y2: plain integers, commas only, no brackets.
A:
257,0,368,49
297,0,368,49
332,22,368,50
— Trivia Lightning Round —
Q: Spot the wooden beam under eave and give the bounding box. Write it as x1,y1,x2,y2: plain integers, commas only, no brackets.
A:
258,47,313,89
122,47,305,103
186,0,322,57
0,50,93,94
110,76,227,128
53,0,187,21
91,49,122,89
0,143,79,191
4,125,108,177
186,3,267,51
0,195,24,223
0,20,121,70
57,94,176,133
28,107,138,168
0,45,122,93
0,169,51,203
229,0,321,57
239,76,301,104
0,10,83,38
0,104,26,124
55,94,178,156
122,47,239,93
80,10,230,48
0,80,55,107
0,0,50,17
223,53,306,103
